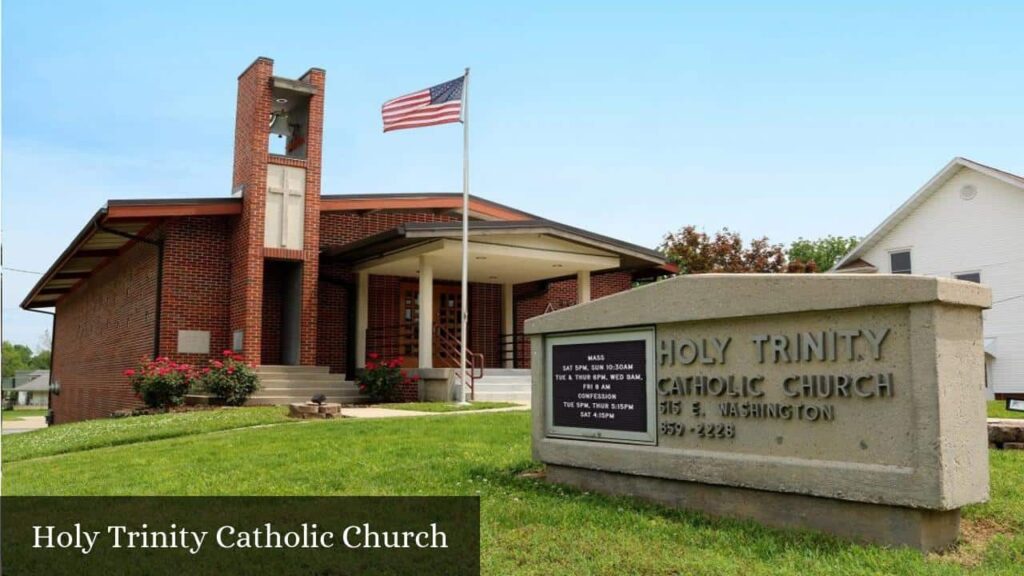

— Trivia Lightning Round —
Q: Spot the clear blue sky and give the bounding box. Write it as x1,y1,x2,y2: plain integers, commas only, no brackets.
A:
3,1,1024,346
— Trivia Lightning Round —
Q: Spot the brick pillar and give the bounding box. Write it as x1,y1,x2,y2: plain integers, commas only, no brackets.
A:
298,67,325,365
229,57,274,365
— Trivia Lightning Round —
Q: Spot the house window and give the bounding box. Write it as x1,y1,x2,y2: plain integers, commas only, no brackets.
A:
890,250,912,274
955,271,981,283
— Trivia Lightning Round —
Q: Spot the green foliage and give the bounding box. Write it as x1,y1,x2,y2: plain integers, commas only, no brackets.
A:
988,400,1024,420
3,412,1023,574
659,226,786,274
787,235,860,272
2,340,50,377
357,354,419,402
125,357,196,408
198,350,260,406
2,406,289,462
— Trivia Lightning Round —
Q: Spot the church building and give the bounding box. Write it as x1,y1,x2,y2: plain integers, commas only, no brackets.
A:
21,58,672,423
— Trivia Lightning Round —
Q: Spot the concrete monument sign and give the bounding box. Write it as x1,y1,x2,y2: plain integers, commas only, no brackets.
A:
526,274,991,551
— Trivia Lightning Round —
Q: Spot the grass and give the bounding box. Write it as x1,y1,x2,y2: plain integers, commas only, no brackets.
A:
1,406,290,463
376,401,521,412
987,400,1024,419
3,410,1023,575
1,408,48,421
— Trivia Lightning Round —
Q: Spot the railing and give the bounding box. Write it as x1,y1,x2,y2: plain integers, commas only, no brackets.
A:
499,333,530,369
363,323,484,400
434,325,483,401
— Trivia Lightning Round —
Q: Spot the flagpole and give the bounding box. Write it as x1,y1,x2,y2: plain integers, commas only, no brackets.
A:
459,67,471,404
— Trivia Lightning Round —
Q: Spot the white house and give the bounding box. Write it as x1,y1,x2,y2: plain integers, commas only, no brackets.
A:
832,157,1024,398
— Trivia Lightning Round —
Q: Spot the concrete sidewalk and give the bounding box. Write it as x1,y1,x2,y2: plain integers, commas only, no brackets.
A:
2,415,48,435
341,404,529,419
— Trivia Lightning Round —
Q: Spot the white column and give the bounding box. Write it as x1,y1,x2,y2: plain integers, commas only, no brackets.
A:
577,270,591,304
355,271,369,369
418,256,434,368
503,282,514,368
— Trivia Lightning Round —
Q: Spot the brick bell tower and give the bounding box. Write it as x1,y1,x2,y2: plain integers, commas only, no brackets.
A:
230,57,325,366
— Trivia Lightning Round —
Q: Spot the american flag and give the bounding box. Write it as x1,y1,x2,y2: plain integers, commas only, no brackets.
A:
382,75,464,132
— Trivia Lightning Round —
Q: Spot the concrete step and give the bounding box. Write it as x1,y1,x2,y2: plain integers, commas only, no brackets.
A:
471,390,531,403
258,375,349,386
256,365,331,375
478,369,531,377
474,374,532,381
472,382,531,393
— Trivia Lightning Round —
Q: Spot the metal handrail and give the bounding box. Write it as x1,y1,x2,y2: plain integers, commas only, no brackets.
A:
434,325,482,400
364,323,483,400
498,332,530,368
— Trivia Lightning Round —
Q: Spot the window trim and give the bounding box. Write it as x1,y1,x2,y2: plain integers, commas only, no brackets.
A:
888,248,913,275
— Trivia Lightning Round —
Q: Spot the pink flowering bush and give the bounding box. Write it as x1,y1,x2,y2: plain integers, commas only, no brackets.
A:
356,353,420,402
124,357,197,408
198,350,260,406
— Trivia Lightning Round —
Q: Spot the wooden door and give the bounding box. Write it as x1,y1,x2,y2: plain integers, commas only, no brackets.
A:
397,282,463,367
398,283,420,366
433,285,462,367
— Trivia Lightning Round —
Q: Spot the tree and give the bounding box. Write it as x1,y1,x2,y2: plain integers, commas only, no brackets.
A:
2,341,34,377
2,335,52,377
659,226,786,274
787,235,860,272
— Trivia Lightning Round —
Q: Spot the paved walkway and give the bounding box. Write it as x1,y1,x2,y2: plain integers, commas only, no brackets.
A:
2,416,48,435
341,404,529,419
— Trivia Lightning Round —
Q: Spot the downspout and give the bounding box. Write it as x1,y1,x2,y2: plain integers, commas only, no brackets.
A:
24,308,55,425
97,223,165,359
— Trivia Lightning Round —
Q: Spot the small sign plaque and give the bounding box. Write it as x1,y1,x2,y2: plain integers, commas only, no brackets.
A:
1007,399,1024,413
545,328,656,444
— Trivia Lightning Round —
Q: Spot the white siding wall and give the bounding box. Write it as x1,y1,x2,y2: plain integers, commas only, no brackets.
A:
859,168,1024,395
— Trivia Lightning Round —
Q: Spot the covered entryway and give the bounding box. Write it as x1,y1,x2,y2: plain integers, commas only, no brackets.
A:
262,260,303,365
327,219,667,372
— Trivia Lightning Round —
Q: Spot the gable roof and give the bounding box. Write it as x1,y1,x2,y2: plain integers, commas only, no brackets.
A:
22,193,657,309
831,157,1024,271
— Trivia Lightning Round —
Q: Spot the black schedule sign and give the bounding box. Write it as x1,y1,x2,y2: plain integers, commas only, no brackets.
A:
551,339,648,432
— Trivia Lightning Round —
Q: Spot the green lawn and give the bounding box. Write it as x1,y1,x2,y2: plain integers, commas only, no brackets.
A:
1,406,290,463
3,410,1023,575
376,401,521,412
988,400,1024,420
1,408,48,421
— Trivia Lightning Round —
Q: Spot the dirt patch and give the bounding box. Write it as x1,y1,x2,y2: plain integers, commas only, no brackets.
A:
930,518,1011,567
517,469,546,480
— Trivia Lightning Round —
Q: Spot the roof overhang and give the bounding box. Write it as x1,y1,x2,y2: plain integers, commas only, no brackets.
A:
325,220,669,284
21,198,240,309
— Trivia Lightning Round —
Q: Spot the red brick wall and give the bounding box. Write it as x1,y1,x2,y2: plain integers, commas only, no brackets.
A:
470,283,502,368
51,240,159,423
319,210,457,246
316,262,352,375
296,67,325,366
160,217,233,366
229,57,273,364
513,271,633,367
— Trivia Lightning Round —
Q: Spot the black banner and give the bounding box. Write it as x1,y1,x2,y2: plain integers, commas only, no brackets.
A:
551,339,648,432
1,496,479,575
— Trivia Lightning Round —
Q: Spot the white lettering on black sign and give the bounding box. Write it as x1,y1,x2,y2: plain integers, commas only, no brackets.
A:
551,340,647,432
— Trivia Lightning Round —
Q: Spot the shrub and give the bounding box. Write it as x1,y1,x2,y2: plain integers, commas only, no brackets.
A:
356,353,420,403
198,350,260,406
124,357,197,409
